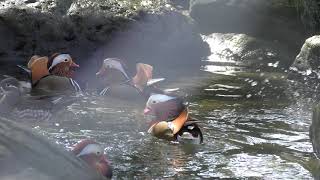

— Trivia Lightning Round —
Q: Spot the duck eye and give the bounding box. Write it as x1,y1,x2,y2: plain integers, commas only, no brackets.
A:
6,83,10,87
96,151,101,155
64,59,68,62
152,100,156,104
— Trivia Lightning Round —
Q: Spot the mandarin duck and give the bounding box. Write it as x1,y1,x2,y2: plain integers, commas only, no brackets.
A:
25,54,81,94
0,76,77,122
71,139,113,179
96,58,165,100
144,94,203,144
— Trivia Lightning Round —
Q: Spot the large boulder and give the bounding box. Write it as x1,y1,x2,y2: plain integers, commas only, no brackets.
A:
287,36,320,100
290,35,320,78
91,11,210,66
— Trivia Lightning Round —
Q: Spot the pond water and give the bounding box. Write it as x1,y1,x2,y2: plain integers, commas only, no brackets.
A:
1,36,318,179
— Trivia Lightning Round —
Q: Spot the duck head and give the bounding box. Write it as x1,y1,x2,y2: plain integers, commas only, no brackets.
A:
96,58,131,85
144,94,189,140
71,139,112,179
47,53,79,78
1,77,21,94
144,94,185,121
0,77,21,112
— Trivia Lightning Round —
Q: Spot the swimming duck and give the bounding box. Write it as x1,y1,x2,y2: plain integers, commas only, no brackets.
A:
71,139,112,179
144,94,203,144
0,77,21,114
0,76,77,122
0,117,106,180
96,58,165,100
27,54,81,94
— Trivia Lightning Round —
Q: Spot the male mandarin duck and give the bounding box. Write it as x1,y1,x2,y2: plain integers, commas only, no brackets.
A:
96,58,165,100
0,117,107,180
144,93,203,144
71,139,113,179
26,53,81,94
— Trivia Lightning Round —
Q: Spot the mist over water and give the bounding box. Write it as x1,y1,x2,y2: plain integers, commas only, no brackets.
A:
0,1,319,179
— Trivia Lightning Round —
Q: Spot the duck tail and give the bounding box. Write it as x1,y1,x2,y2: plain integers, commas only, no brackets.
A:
175,122,203,144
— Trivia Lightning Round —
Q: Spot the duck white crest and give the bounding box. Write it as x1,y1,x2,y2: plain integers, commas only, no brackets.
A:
76,144,104,157
48,54,72,71
147,94,176,107
103,58,130,79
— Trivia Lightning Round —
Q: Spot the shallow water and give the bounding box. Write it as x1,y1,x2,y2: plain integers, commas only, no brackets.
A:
8,65,313,179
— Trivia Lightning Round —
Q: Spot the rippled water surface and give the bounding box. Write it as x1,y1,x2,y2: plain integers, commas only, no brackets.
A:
14,65,315,179
3,35,317,179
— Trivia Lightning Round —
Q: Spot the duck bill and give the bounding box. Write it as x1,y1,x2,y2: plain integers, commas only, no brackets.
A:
70,61,80,68
143,107,152,115
96,67,107,77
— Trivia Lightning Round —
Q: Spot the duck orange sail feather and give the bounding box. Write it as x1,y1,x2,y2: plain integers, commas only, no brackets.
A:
132,63,153,90
29,56,50,85
172,108,189,134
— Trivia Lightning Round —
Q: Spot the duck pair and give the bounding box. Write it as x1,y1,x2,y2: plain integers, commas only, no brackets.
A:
21,55,159,98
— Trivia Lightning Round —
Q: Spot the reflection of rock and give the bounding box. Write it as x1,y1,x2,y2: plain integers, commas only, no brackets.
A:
0,117,104,180
290,36,320,78
203,33,292,69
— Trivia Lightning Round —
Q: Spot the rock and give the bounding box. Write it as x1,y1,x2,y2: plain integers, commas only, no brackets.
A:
0,0,210,80
0,117,105,180
311,104,320,159
290,35,320,78
203,33,292,69
189,0,306,50
287,36,320,100
92,11,209,67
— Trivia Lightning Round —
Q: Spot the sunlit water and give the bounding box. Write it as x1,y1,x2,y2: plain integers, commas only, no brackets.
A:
6,66,314,179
